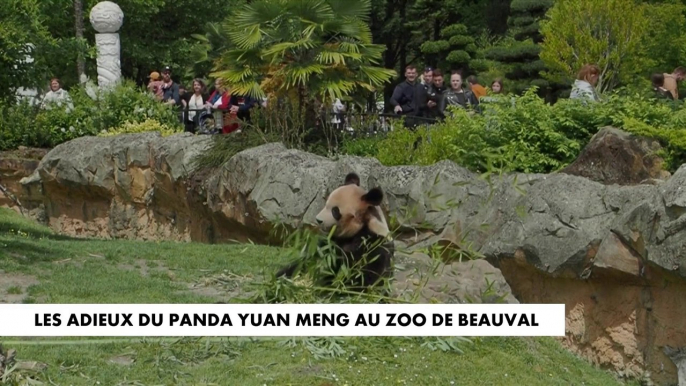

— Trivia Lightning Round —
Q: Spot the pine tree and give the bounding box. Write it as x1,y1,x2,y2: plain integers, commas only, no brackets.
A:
481,0,555,97
420,23,477,73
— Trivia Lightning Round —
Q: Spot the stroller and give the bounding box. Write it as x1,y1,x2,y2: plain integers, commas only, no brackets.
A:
195,109,222,135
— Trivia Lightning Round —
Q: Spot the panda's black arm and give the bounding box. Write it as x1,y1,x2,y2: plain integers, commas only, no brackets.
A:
276,259,302,278
275,239,324,278
275,237,343,279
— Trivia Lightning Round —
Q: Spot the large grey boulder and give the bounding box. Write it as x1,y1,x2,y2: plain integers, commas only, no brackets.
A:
199,142,686,386
15,132,686,385
20,132,213,240
561,126,671,185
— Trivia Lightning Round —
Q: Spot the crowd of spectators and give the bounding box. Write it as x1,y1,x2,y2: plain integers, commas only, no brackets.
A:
387,64,684,129
146,66,263,134
36,63,685,136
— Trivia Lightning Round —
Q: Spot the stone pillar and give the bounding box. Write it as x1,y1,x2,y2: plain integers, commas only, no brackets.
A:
89,1,124,90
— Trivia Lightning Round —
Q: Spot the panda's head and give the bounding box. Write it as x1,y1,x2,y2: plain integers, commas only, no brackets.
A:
315,172,390,239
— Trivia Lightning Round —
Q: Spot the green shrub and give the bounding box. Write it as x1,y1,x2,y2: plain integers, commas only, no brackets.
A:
0,80,182,150
92,80,182,133
374,89,582,173
99,118,182,137
353,87,686,174
339,134,381,158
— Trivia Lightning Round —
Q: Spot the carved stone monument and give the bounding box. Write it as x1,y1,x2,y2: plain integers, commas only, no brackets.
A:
89,1,124,90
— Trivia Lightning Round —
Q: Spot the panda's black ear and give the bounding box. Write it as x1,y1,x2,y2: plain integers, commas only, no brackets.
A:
362,187,383,206
344,172,360,186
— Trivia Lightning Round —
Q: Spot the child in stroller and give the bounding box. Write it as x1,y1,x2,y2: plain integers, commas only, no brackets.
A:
196,110,221,135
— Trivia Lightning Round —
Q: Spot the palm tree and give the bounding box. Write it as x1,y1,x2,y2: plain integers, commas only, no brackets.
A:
207,0,396,115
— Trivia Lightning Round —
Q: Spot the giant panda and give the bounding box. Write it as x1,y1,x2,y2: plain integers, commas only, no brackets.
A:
276,172,395,292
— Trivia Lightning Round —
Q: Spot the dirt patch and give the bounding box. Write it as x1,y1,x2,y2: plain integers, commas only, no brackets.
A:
296,364,325,376
108,354,135,366
0,272,40,303
177,271,256,302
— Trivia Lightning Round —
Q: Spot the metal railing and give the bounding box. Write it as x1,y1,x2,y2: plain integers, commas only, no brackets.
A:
174,104,441,137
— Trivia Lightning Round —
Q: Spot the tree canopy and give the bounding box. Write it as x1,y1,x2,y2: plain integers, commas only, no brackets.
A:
5,0,686,103
206,0,397,105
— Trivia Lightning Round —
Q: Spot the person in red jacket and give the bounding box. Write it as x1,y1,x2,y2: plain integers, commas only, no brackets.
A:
204,79,232,133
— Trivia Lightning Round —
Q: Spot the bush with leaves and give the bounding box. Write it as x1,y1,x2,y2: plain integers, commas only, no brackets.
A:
92,80,182,134
99,119,182,138
0,80,183,150
373,89,581,173
540,0,655,94
349,88,686,174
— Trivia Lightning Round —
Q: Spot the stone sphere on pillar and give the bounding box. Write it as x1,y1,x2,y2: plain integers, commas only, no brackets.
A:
89,1,124,33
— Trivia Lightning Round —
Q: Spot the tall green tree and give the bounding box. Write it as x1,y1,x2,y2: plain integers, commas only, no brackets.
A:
482,0,554,96
74,0,85,80
33,0,242,89
420,23,477,73
638,1,686,76
407,0,488,71
0,0,55,102
210,0,396,107
368,0,415,110
539,0,657,94
34,0,94,89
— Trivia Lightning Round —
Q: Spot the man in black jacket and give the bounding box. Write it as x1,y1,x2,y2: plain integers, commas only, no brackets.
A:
415,67,436,122
160,66,180,106
390,65,419,128
424,68,446,121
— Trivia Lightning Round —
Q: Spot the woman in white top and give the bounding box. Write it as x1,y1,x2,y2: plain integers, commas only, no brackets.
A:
185,78,208,133
41,78,74,112
331,98,346,129
570,64,601,103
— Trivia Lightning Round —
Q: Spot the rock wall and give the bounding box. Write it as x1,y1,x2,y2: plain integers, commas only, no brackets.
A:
5,130,686,385
19,133,214,241
0,147,48,217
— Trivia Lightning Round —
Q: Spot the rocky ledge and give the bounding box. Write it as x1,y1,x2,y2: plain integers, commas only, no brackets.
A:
3,128,686,385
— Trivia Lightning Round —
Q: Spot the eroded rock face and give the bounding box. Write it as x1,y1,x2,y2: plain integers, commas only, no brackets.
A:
20,132,213,240
0,147,48,220
561,126,671,185
392,251,519,305
13,131,686,385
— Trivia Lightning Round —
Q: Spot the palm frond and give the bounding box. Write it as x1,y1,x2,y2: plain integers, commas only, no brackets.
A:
326,0,372,21
336,38,362,54
262,38,318,59
287,0,335,25
232,0,290,30
317,79,358,102
215,48,265,70
227,25,263,50
334,19,373,44
316,51,348,65
211,69,266,99
357,65,397,86
205,0,389,105
356,44,388,65
282,63,327,88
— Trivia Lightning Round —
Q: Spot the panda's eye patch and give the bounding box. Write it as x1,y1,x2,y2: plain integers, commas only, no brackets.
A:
331,206,341,220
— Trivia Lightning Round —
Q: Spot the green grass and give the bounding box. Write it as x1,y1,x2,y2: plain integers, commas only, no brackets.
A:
0,207,638,385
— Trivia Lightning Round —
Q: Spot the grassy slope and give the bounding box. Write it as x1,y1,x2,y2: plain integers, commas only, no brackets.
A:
0,207,638,386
